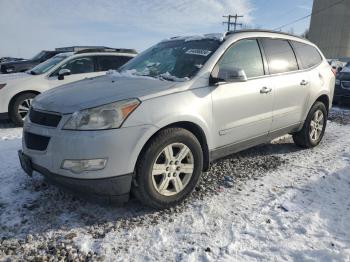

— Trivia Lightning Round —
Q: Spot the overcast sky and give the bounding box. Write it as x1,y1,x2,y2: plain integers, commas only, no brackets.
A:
0,0,313,58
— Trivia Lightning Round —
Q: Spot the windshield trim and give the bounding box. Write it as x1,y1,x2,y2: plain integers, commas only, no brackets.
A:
29,55,70,76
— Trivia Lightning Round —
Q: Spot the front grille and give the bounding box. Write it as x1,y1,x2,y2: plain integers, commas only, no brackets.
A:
342,81,350,89
29,108,62,127
24,132,50,151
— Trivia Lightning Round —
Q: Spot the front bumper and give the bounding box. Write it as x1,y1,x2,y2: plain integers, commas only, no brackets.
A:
21,112,158,200
334,84,350,102
19,149,132,203
34,160,132,203
0,112,8,120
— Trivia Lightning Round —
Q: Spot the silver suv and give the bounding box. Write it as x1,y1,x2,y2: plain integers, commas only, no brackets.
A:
19,30,335,209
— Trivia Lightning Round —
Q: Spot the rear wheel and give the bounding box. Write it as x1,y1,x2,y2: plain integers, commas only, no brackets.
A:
9,92,37,126
133,128,203,209
293,101,327,148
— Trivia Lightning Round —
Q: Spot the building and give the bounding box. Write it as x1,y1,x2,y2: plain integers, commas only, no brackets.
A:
309,0,350,59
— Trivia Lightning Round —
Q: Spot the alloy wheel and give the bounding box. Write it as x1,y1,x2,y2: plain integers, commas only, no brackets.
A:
18,98,32,120
309,109,324,142
151,143,194,196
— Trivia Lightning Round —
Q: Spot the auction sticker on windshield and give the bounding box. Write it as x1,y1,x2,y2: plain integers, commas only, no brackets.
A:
185,49,212,56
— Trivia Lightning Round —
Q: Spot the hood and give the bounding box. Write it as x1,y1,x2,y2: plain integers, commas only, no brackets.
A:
33,74,184,114
0,72,34,83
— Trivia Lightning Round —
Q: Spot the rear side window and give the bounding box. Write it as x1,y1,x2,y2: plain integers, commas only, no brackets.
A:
218,39,265,78
98,56,132,71
260,38,298,74
291,41,322,69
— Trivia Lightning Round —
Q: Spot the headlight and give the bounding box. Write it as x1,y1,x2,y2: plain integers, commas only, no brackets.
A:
335,79,341,85
63,99,140,130
0,83,6,90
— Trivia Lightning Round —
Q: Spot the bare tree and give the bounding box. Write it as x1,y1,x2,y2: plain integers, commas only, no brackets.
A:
301,29,310,39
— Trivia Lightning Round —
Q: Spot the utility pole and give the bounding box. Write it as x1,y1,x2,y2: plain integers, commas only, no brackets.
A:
223,14,244,31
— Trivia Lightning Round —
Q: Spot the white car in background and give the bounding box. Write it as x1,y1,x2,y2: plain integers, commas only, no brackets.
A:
0,47,137,125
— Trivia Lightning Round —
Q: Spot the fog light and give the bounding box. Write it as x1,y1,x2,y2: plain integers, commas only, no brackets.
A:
335,79,340,85
62,159,107,173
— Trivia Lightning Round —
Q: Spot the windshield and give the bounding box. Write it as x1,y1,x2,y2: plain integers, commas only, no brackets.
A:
120,39,221,81
31,51,46,61
28,55,68,75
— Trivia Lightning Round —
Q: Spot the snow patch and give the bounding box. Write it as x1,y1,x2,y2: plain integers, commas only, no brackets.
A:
1,108,350,260
162,33,224,43
106,69,157,80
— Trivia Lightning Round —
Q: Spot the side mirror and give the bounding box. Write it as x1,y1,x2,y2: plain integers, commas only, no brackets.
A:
58,69,71,80
210,65,247,85
337,67,343,73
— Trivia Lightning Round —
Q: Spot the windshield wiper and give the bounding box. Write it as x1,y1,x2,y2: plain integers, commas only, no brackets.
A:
158,75,175,81
134,72,167,81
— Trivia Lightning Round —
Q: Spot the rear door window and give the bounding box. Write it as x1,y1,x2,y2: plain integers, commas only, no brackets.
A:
97,56,132,71
260,38,298,74
291,41,323,69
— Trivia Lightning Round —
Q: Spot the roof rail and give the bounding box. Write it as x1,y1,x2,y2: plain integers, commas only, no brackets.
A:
75,48,137,54
55,46,137,54
225,29,306,40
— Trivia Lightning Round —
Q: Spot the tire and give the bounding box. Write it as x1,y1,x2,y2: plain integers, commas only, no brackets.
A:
293,101,328,148
132,128,203,209
9,92,37,127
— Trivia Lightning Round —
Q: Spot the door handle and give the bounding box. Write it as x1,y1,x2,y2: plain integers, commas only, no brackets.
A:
300,80,309,86
260,87,272,94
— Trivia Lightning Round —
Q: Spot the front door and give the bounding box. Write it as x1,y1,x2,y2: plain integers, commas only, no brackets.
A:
48,56,105,88
211,39,274,148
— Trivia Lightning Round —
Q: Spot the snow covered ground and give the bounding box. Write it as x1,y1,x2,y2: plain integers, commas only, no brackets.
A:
1,107,350,261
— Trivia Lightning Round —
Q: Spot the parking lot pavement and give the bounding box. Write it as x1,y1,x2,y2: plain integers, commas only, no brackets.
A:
1,106,350,261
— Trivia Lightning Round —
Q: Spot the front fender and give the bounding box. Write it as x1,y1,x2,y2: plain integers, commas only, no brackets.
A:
0,80,48,113
125,88,214,149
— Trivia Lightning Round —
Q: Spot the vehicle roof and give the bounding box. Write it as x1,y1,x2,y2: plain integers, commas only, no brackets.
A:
225,29,307,40
56,46,137,54
52,51,136,60
163,30,310,45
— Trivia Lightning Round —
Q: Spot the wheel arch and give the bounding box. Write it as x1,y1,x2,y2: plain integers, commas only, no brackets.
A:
315,94,330,112
8,90,41,113
135,121,211,173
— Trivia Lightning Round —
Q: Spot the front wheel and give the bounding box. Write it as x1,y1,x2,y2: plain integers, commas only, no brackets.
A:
9,92,37,126
293,101,328,148
133,128,203,209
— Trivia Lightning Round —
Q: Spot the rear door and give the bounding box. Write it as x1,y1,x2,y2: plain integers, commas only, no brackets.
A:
260,38,310,132
291,40,326,109
211,38,274,148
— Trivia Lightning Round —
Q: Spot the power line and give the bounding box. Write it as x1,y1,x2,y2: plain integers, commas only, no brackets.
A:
223,14,244,31
273,0,346,31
